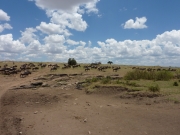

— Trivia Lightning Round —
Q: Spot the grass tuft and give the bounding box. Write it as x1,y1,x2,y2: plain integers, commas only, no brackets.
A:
148,84,160,92
173,81,179,86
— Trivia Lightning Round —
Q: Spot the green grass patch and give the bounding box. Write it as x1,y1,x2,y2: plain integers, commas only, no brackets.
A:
124,70,174,81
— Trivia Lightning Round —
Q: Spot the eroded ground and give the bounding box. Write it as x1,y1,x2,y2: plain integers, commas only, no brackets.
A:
0,72,180,135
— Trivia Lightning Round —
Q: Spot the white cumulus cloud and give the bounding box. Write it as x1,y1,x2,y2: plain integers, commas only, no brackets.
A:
50,11,88,32
20,28,37,44
0,10,12,33
36,22,71,36
0,34,26,53
30,0,100,14
66,39,79,45
0,9,10,21
122,17,148,29
0,23,13,33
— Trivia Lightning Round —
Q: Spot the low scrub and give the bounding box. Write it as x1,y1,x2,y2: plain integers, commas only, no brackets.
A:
148,84,160,92
173,81,179,86
124,70,173,81
125,81,140,87
101,76,111,84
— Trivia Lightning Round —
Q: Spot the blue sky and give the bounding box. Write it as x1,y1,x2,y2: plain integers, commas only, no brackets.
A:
0,0,180,66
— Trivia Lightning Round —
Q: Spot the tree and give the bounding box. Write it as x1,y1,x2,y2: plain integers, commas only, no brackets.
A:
68,58,77,66
107,61,113,65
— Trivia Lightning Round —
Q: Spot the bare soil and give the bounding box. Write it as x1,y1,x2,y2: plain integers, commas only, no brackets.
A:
0,68,180,135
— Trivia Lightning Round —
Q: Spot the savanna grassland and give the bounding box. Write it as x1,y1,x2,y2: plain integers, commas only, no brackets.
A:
0,61,180,135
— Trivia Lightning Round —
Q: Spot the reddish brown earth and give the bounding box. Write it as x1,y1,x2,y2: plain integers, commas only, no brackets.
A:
0,71,180,135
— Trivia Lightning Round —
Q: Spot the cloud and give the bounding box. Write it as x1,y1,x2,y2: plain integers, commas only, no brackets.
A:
122,17,148,29
32,0,99,48
49,11,88,32
44,34,65,44
0,9,10,21
0,34,26,53
31,0,100,14
0,10,12,33
1,13,180,67
20,28,37,44
25,40,42,54
0,23,13,33
84,0,100,14
66,39,79,45
36,22,71,36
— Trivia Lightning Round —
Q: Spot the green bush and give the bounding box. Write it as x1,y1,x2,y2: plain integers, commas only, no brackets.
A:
173,82,179,86
148,84,160,92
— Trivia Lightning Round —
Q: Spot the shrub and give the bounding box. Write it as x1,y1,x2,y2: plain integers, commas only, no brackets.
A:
101,76,111,84
148,84,160,92
155,71,174,81
115,80,124,84
85,78,92,83
91,77,99,82
173,82,179,86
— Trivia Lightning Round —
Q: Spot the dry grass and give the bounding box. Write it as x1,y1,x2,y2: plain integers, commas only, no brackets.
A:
1,61,180,97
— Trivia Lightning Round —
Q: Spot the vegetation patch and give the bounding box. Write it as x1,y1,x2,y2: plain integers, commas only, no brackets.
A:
173,81,179,86
167,97,180,104
148,84,160,93
124,70,173,81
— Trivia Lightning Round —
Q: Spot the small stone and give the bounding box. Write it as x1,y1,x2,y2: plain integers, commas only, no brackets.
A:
42,83,49,87
34,111,38,114
88,131,91,134
84,118,87,122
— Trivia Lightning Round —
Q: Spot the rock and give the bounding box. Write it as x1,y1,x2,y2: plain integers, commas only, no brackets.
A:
11,84,36,90
34,111,38,114
84,118,87,122
96,75,104,78
59,82,67,85
42,82,49,87
31,82,43,86
34,77,47,81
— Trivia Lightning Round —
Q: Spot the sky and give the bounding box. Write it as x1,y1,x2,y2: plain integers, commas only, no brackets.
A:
0,0,180,66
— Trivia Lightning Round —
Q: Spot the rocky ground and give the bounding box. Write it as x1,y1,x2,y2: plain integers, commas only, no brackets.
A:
0,71,180,135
